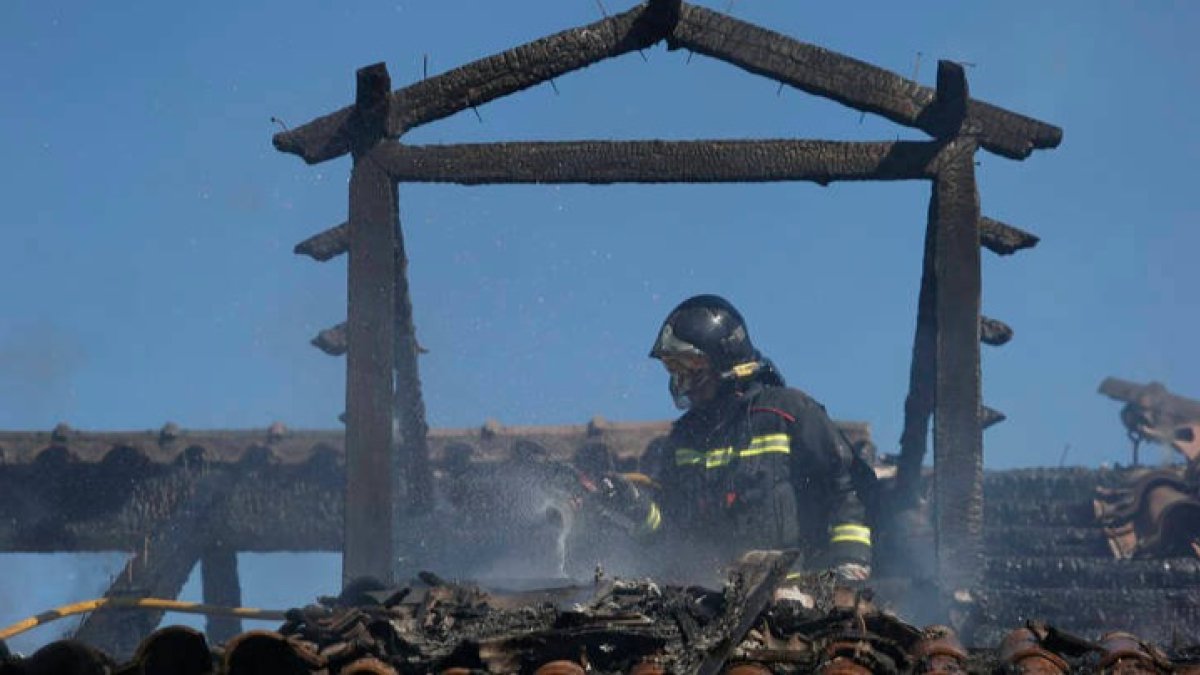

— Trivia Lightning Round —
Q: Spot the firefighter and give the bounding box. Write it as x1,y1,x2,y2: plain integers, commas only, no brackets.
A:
625,294,874,582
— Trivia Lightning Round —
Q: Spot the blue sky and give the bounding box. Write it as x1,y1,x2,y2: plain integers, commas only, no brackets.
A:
1,0,1197,652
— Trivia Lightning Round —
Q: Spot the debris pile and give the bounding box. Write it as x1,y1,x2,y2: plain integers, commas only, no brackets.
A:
5,551,1200,674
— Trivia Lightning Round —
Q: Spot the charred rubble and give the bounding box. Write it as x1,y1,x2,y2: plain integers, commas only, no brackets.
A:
2,424,1200,671
4,551,1200,674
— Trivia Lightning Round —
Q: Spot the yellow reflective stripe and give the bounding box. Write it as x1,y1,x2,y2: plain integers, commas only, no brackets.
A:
730,361,760,378
676,434,792,468
642,501,663,532
740,434,790,458
748,433,789,447
705,448,735,468
829,523,872,546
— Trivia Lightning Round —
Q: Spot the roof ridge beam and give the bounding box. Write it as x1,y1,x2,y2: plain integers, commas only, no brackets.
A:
274,2,675,164
670,3,1062,159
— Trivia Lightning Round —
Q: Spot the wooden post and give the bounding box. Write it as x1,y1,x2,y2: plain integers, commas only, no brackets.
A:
344,62,400,586
929,61,984,592
201,546,242,644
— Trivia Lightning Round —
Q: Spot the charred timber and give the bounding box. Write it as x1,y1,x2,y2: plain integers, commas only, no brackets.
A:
312,322,349,356
201,547,244,644
980,317,1012,346
893,193,937,508
985,556,1200,590
295,221,349,261
378,139,943,184
273,2,677,164
982,526,1110,558
690,550,800,675
980,217,1039,255
73,469,234,659
345,148,401,584
930,125,984,596
1099,377,1200,420
984,499,1097,528
275,2,1059,166
671,5,1061,159
974,587,1200,638
981,405,1006,429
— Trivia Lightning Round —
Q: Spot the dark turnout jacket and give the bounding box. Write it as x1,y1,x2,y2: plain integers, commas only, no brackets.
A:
653,382,873,571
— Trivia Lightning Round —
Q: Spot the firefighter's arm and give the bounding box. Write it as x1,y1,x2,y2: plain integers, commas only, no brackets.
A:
793,403,873,573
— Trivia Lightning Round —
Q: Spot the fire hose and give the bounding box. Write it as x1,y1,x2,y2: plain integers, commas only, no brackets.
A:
0,597,287,641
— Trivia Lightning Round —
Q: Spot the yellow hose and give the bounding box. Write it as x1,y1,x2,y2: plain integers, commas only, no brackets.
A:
0,597,288,641
620,472,660,490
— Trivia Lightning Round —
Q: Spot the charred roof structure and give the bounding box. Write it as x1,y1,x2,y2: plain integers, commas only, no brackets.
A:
4,427,1200,663
22,1,1200,669
270,0,1059,596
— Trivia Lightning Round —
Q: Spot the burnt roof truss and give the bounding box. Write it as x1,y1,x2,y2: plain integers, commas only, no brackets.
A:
274,0,1061,594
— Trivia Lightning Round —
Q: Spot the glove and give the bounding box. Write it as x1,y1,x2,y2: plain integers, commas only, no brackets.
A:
588,472,662,537
773,584,816,607
833,561,871,582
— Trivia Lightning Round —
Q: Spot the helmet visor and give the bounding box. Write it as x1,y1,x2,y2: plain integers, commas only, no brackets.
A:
661,354,714,410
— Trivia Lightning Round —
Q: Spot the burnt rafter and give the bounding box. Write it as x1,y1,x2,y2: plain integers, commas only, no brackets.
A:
671,4,1060,158
980,216,1039,255
377,139,942,185
982,405,1007,429
312,322,348,356
274,0,680,164
73,469,236,659
295,221,349,261
980,316,1013,346
274,2,1059,165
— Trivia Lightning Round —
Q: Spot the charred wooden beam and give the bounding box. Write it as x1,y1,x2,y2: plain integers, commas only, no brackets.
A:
690,550,800,675
980,217,1039,255
980,316,1013,346
73,470,232,659
930,69,984,593
982,405,1007,429
670,5,1062,159
295,222,349,261
274,2,678,164
378,139,942,184
201,546,243,644
312,322,348,356
894,184,938,508
1099,377,1200,420
344,64,401,586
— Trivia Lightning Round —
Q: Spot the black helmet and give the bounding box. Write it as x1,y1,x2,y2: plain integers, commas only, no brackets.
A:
650,295,756,372
650,295,781,408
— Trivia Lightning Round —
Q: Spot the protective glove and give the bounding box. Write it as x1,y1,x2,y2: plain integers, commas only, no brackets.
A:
833,561,871,582
587,472,662,538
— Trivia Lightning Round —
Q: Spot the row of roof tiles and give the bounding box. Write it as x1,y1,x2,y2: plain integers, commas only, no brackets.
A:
0,420,871,466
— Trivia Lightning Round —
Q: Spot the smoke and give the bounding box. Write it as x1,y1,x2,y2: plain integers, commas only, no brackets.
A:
0,321,85,427
403,455,740,596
